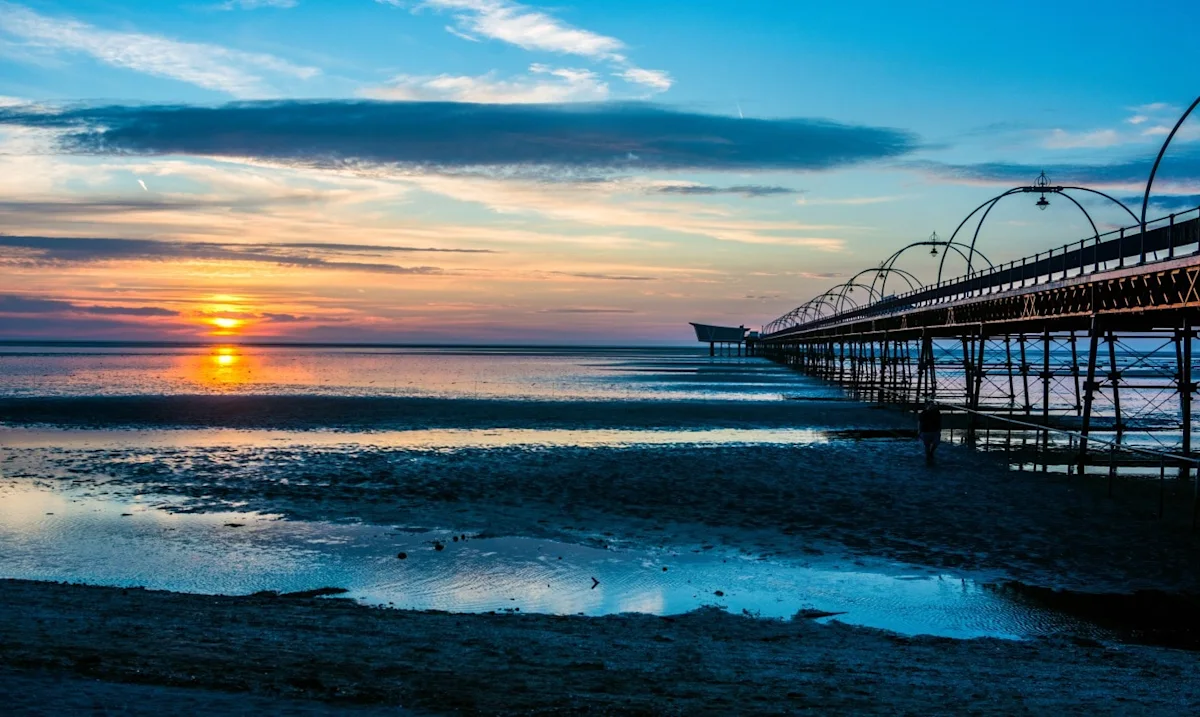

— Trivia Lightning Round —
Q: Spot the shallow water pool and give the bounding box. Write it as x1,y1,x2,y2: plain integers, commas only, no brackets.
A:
0,484,1097,642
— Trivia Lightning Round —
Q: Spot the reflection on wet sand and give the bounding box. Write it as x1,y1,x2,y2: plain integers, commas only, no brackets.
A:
0,485,1100,641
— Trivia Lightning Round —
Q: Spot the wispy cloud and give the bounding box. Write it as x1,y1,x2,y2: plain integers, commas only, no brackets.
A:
538,306,637,313
0,234,464,275
1039,102,1197,150
407,173,852,248
396,0,672,94
362,64,609,103
616,68,671,93
1043,128,1122,149
548,271,656,281
0,100,918,173
910,150,1200,193
0,2,318,97
651,184,800,198
0,294,178,317
421,0,623,58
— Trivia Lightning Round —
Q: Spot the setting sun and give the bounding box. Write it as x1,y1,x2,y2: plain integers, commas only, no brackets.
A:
210,317,243,331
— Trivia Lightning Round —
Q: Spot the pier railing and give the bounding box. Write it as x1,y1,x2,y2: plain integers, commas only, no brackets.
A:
768,206,1200,337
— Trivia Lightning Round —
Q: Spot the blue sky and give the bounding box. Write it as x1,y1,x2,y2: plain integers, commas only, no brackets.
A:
0,0,1197,342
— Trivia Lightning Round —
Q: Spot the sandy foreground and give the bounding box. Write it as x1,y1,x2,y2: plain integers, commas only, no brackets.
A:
0,579,1198,715
7,405,1199,592
3,395,1200,712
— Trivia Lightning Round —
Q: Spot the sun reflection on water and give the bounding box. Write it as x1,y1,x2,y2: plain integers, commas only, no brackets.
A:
193,346,250,388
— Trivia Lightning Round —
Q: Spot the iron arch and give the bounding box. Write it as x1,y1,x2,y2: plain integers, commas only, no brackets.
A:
1140,95,1200,234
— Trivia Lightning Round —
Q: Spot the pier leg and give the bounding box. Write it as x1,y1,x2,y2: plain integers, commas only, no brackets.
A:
838,341,846,385
1019,335,1031,415
1042,329,1051,449
1107,331,1123,437
971,332,985,436
961,336,976,439
709,341,714,357
1070,331,1082,416
1079,316,1101,467
1005,335,1016,415
1181,318,1194,500
929,336,938,401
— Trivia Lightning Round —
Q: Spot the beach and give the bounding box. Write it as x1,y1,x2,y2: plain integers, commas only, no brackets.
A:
2,579,1199,715
1,346,1199,712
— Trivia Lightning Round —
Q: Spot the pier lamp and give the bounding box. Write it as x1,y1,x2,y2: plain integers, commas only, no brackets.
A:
1034,171,1051,210
928,231,940,256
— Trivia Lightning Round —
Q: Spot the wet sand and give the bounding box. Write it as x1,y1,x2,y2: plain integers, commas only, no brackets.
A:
7,422,1199,593
0,395,875,431
1,579,1197,715
4,394,1200,712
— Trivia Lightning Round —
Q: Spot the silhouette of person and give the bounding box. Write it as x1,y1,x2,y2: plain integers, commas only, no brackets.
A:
918,400,942,462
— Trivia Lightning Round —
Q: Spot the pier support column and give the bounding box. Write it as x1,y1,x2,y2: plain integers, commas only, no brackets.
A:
1107,331,1124,437
926,335,937,401
1070,331,1082,415
1004,335,1016,415
1079,315,1101,466
1042,329,1051,447
1019,335,1032,415
1179,317,1194,489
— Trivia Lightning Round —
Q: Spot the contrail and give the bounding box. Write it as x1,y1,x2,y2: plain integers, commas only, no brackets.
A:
137,179,148,192
736,102,744,119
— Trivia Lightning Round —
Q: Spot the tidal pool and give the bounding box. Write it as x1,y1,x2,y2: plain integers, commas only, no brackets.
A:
0,484,1097,642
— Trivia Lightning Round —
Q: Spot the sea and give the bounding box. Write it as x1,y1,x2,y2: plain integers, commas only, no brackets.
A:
0,342,1121,641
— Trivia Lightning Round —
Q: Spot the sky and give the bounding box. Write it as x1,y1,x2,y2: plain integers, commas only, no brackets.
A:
0,0,1198,344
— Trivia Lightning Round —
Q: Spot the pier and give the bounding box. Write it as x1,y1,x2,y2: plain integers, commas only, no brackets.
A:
756,96,1200,486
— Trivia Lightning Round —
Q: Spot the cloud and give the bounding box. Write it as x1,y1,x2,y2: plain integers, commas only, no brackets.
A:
0,100,918,173
651,184,799,198
1043,128,1122,149
616,68,672,93
1037,103,1196,151
400,0,671,93
0,234,459,274
911,147,1200,193
421,0,624,59
362,64,609,103
0,2,318,97
538,307,637,313
549,271,656,281
0,294,178,317
1119,194,1200,213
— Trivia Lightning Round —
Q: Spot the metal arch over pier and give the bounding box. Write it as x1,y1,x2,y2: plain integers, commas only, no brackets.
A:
756,97,1200,496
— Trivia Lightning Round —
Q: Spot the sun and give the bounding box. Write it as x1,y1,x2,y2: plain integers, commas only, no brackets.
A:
211,317,241,330
208,317,244,335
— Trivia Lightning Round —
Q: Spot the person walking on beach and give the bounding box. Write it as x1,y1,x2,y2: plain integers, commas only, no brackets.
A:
918,401,942,462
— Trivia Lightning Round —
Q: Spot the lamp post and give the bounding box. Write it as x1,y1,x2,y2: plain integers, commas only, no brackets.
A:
1034,171,1051,210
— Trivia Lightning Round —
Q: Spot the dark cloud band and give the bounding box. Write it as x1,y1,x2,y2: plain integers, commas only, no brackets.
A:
0,235,450,275
914,149,1200,189
0,295,177,317
651,184,800,197
0,101,918,172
